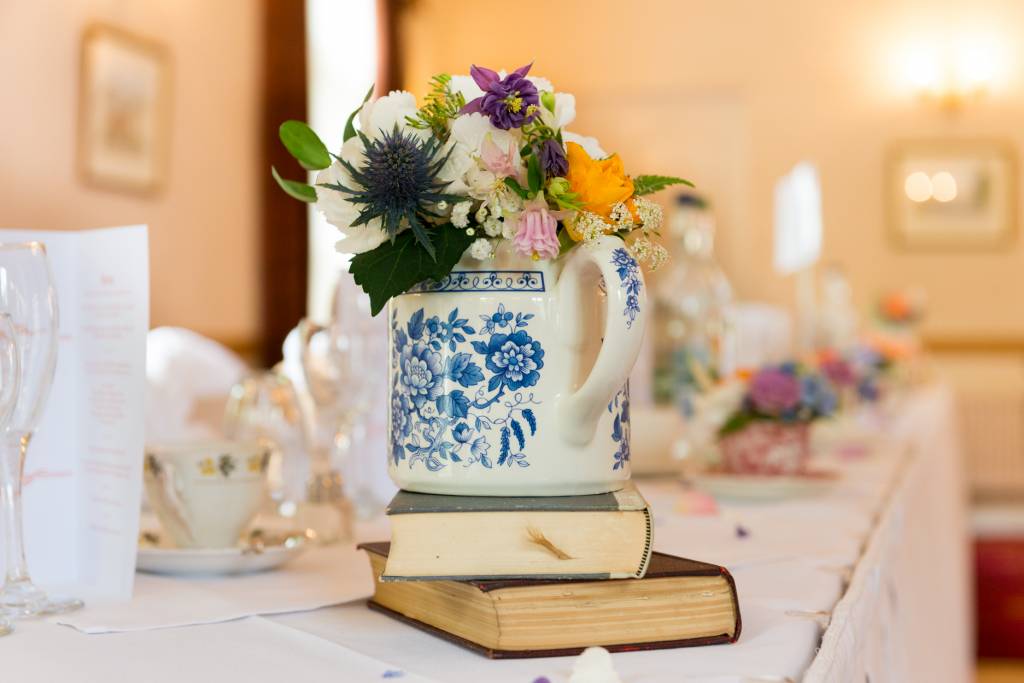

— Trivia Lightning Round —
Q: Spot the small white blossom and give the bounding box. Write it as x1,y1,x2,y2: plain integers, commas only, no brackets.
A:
635,197,664,235
610,202,635,230
468,238,493,260
573,212,608,243
483,216,503,237
451,201,471,228
475,204,489,223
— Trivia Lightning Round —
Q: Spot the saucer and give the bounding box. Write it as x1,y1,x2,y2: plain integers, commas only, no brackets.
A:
137,528,308,576
692,468,840,502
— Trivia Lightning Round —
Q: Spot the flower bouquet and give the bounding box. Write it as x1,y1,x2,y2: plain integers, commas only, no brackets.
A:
271,63,690,314
716,364,837,476
816,348,883,407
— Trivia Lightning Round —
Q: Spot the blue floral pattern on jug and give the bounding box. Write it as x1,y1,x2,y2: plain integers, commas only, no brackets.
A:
390,305,543,471
611,248,642,329
608,383,631,470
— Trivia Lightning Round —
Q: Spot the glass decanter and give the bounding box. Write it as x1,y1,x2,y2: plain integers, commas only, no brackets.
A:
651,194,733,419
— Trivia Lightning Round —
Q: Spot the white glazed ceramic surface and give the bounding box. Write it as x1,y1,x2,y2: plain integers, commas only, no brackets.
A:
136,542,306,576
387,237,647,496
143,440,270,548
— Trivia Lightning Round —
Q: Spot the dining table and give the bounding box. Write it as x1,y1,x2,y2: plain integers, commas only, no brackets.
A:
6,384,971,683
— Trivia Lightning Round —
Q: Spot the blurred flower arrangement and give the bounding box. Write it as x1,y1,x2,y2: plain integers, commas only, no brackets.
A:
272,63,691,314
816,348,885,404
718,363,838,436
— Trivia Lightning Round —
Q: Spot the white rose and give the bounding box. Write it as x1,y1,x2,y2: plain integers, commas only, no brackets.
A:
357,90,423,140
316,160,390,255
563,131,607,159
527,75,555,93
449,75,483,104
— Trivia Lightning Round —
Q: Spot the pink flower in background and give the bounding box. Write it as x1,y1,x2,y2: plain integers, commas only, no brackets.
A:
820,358,855,387
513,198,561,260
479,134,521,178
748,368,801,415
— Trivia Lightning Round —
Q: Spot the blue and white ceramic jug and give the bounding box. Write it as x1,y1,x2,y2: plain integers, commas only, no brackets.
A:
387,236,647,496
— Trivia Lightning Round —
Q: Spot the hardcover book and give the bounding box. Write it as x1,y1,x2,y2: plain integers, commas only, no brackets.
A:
361,542,741,658
382,482,652,580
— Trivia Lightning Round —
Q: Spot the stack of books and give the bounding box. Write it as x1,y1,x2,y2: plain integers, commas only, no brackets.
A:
360,482,741,658
360,481,737,655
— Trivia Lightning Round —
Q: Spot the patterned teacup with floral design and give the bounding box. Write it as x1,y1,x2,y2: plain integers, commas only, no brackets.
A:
144,440,270,548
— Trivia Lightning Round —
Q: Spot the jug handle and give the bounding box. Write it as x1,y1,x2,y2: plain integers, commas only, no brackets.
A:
556,236,647,446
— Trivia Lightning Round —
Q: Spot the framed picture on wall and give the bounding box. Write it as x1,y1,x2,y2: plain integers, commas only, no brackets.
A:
78,24,171,195
886,140,1017,250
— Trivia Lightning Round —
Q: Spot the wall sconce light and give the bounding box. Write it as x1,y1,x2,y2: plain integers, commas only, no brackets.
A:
902,35,1001,111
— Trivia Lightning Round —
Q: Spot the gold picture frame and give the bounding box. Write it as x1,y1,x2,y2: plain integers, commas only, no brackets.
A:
77,24,171,195
886,139,1017,251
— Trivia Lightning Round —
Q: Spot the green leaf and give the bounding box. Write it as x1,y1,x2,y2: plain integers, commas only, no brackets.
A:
271,166,317,203
527,154,542,194
503,177,530,199
344,84,376,142
279,121,331,170
632,174,694,196
718,412,762,436
349,225,475,315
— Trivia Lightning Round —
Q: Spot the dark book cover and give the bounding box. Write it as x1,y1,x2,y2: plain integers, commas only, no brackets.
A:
360,542,742,658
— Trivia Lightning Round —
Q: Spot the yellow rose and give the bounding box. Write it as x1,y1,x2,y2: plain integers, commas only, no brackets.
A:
565,142,633,216
564,142,635,240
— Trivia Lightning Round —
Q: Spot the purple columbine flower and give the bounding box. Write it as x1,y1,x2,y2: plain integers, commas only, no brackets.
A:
537,138,568,177
461,63,540,130
748,367,802,415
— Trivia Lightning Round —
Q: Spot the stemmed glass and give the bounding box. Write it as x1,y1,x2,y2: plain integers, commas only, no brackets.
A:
0,242,82,616
0,314,20,635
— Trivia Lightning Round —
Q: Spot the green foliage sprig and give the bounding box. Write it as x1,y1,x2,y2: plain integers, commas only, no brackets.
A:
405,74,465,140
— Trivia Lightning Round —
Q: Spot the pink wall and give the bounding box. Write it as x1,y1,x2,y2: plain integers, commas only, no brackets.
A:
0,0,261,347
400,0,1024,338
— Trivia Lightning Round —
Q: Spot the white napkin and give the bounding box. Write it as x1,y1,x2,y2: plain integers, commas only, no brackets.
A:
57,544,374,634
146,327,249,442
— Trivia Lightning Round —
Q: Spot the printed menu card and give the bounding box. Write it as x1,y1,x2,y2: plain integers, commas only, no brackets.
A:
0,226,148,599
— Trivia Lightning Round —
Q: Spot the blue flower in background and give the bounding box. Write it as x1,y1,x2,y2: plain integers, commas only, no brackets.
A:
857,378,880,402
801,374,837,416
452,422,472,443
400,341,445,410
485,330,544,390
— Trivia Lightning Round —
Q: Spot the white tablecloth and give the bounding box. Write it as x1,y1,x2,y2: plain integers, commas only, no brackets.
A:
5,386,971,682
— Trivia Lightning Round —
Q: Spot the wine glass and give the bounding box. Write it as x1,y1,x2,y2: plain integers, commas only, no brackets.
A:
0,314,20,635
224,370,311,507
0,242,82,616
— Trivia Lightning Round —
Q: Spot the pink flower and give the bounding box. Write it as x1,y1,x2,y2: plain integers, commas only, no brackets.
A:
479,134,521,178
513,198,561,260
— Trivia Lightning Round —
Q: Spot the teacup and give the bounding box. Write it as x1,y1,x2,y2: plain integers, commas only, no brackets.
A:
718,422,811,476
143,440,270,548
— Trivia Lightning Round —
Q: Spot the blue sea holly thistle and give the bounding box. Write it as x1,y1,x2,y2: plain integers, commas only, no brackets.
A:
320,126,463,259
